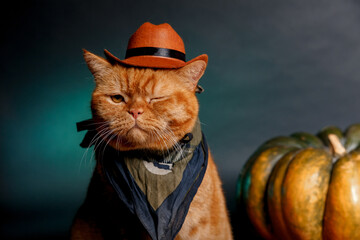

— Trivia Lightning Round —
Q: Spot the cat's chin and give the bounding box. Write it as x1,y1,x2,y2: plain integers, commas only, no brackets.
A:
126,127,148,144
109,127,174,151
108,131,147,151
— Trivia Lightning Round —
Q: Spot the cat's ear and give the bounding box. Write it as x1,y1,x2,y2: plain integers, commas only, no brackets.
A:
176,59,207,92
83,49,112,78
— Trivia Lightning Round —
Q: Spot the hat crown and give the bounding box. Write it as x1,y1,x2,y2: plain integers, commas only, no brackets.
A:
103,22,207,69
127,22,185,53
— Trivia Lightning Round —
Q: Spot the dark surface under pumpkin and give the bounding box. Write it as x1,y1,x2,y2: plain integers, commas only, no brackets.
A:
236,124,360,240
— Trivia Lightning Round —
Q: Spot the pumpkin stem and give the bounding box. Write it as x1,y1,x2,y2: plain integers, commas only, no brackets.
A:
328,134,346,156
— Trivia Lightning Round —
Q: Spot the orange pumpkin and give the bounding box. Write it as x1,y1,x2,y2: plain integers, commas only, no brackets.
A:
236,124,360,240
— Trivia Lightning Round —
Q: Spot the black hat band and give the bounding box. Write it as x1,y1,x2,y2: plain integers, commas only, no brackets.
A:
125,47,186,62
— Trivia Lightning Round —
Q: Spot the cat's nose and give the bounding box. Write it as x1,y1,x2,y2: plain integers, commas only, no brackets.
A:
129,108,143,119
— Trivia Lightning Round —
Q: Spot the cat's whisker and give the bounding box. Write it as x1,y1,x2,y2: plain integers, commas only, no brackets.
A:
90,128,114,163
87,132,110,164
79,123,111,170
94,129,114,154
115,133,120,152
153,129,171,156
164,135,183,161
197,119,207,126
81,120,111,128
87,125,111,147
148,129,164,159
162,127,181,148
162,127,186,160
100,131,117,158
158,131,176,158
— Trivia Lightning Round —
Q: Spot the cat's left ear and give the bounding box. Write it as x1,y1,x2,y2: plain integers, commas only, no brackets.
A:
83,49,112,79
176,58,208,92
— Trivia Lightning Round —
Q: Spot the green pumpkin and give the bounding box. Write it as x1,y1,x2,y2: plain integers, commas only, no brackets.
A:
236,124,360,240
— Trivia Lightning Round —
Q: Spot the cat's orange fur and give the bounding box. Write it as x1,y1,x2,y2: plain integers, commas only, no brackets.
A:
71,50,233,240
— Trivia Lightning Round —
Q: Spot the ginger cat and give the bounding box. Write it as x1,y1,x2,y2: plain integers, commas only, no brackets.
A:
71,50,233,240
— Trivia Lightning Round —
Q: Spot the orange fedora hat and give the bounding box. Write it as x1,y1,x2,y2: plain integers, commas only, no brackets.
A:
104,22,208,69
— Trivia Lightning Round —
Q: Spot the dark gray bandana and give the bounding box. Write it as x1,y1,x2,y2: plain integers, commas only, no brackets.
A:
77,120,208,240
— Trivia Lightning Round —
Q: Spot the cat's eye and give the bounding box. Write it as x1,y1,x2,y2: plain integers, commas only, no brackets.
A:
149,96,167,103
110,95,124,103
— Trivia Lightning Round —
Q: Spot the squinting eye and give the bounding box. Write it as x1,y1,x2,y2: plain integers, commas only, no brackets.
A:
150,96,166,103
110,95,124,103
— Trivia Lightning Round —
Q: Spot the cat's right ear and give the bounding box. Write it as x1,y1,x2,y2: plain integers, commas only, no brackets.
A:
83,49,112,78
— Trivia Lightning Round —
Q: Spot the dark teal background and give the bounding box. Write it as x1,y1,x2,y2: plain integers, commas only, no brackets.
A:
2,0,360,239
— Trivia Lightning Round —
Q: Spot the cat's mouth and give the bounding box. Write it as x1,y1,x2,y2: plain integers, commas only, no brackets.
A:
129,125,144,132
126,122,148,143
130,121,145,131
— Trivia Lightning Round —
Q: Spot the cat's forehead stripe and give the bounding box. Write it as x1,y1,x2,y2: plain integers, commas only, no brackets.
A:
124,69,130,90
139,73,155,93
122,69,163,96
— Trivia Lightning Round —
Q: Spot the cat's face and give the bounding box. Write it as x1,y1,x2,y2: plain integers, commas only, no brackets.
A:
83,50,207,151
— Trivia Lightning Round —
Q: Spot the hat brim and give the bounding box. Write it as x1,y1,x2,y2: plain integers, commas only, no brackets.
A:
104,49,208,69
